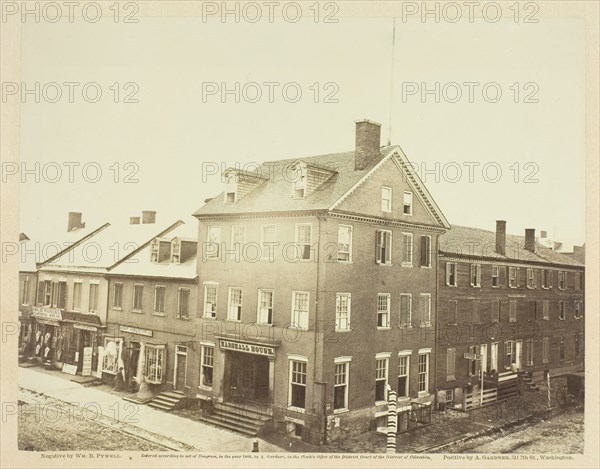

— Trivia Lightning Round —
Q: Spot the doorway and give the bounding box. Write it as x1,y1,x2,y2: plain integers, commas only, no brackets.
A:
225,352,270,402
174,345,188,390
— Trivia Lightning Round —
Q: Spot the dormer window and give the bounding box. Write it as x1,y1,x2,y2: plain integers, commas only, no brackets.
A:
292,165,306,199
171,240,181,264
150,240,159,263
224,173,237,204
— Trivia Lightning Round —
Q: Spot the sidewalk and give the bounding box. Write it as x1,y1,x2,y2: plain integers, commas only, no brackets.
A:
18,366,284,452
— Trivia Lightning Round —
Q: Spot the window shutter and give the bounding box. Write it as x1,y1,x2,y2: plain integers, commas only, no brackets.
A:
420,236,427,266
447,348,455,379
446,262,451,285
529,300,536,320
36,282,44,306
375,231,382,263
498,266,506,286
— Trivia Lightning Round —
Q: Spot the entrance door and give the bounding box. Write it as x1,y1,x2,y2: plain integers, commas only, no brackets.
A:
490,343,498,372
226,352,270,402
174,345,187,390
480,344,488,374
515,341,522,370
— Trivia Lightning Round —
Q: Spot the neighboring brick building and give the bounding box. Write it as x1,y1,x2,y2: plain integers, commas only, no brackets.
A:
192,119,450,444
435,221,585,409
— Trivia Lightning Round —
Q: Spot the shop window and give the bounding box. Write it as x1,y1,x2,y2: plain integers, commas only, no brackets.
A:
145,345,165,384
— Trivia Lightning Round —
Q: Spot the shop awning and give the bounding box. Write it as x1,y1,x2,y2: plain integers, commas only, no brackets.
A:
61,310,103,328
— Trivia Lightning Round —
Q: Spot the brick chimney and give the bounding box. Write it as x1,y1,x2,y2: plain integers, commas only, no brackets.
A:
142,211,156,224
67,212,85,232
495,220,506,255
524,228,536,252
130,216,141,225
355,119,382,170
540,230,547,238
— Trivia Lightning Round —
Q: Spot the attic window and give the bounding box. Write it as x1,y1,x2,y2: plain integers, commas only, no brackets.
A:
226,192,236,203
403,191,413,215
292,165,306,199
150,240,159,263
224,173,237,204
171,240,181,264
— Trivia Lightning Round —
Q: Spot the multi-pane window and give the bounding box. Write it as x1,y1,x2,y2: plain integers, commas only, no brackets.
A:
22,277,30,305
73,281,82,310
200,345,214,388
334,361,349,410
472,300,481,324
204,284,217,318
257,289,274,325
381,186,392,212
337,225,353,262
145,345,165,384
420,235,432,267
102,337,122,374
558,271,566,290
542,270,551,289
400,294,412,327
403,191,413,215
558,301,566,320
542,337,550,363
527,269,536,289
492,266,499,287
508,267,517,288
420,294,431,326
132,284,143,312
206,226,221,259
228,287,243,321
470,264,481,287
397,355,410,398
448,300,457,324
335,293,351,331
231,225,245,249
446,348,456,380
505,341,515,368
402,233,413,266
417,353,429,393
509,300,517,322
543,300,550,320
292,291,309,330
376,230,392,265
89,283,98,313
446,262,457,286
177,288,190,319
113,283,123,309
295,224,312,260
377,293,390,328
525,339,534,366
559,337,566,360
375,357,389,402
260,224,277,260
289,360,307,409
492,300,500,322
154,285,166,315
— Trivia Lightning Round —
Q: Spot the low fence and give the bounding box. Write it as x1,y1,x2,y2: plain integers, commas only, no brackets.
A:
462,371,518,411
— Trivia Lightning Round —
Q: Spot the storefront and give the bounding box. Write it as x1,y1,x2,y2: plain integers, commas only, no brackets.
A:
31,307,62,366
18,307,34,360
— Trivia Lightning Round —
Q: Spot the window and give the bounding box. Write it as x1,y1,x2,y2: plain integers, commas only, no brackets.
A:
527,269,536,289
469,264,481,287
420,294,431,326
230,225,245,249
226,191,236,203
542,337,550,363
575,272,583,290
403,191,413,215
171,240,181,263
21,277,30,305
291,291,309,330
509,300,517,322
491,300,500,323
376,230,392,265
508,267,517,288
559,337,565,360
337,225,353,262
334,360,349,410
558,271,566,290
228,287,243,321
402,233,413,266
132,284,143,312
101,337,122,374
445,389,454,407
72,281,81,310
525,339,534,366
89,283,98,313
472,300,480,324
397,355,410,398
204,284,217,318
492,266,499,287
505,340,515,368
206,226,221,259
154,286,166,315
292,165,306,199
200,345,214,388
113,283,123,309
448,300,457,324
558,301,565,320
417,352,429,393
543,300,550,320
260,225,277,261
150,240,159,263
375,356,389,402
446,262,457,286
42,280,52,306
381,186,392,212
542,269,551,289
335,293,351,331
289,359,307,409
574,301,582,319
400,294,412,327
295,224,312,260
145,345,165,384
446,348,456,381
177,288,190,319
225,173,237,203
377,293,390,328
420,235,432,267
257,289,274,325
56,281,67,310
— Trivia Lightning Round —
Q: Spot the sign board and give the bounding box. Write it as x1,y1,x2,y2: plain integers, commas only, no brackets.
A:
82,347,93,376
33,307,62,320
464,352,482,360
61,363,77,375
219,339,275,357
74,324,97,332
119,325,153,337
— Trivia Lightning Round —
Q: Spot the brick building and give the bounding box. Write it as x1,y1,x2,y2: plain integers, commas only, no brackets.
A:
435,221,585,408
192,119,450,443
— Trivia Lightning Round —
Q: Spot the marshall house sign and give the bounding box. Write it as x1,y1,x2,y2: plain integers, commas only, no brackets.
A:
219,339,275,357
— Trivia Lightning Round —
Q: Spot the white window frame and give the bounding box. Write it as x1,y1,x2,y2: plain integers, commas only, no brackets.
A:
375,353,390,404
333,357,351,413
230,225,246,249
199,343,215,390
399,293,412,327
177,287,190,319
491,265,499,287
335,293,351,331
376,229,392,265
420,293,431,327
417,351,430,395
291,291,309,330
144,345,165,384
154,285,166,316
403,191,413,215
288,355,308,412
260,224,277,261
295,223,313,261
337,224,353,263
446,262,458,286
397,352,411,399
112,282,123,310
401,232,414,267
206,226,222,260
257,289,274,325
377,293,391,329
470,264,481,287
508,266,517,288
504,340,515,369
381,186,392,212
132,283,144,313
227,287,243,321
203,283,218,318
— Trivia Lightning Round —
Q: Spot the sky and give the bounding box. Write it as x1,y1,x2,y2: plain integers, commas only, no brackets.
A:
16,8,585,248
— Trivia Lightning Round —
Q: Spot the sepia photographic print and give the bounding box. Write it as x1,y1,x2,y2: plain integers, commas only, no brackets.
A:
1,1,598,468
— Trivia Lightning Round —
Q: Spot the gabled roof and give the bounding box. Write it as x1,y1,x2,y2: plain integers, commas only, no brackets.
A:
193,145,450,229
440,224,584,268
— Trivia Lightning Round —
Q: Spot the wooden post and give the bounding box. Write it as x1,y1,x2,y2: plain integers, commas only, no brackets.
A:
386,384,397,454
546,370,551,408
